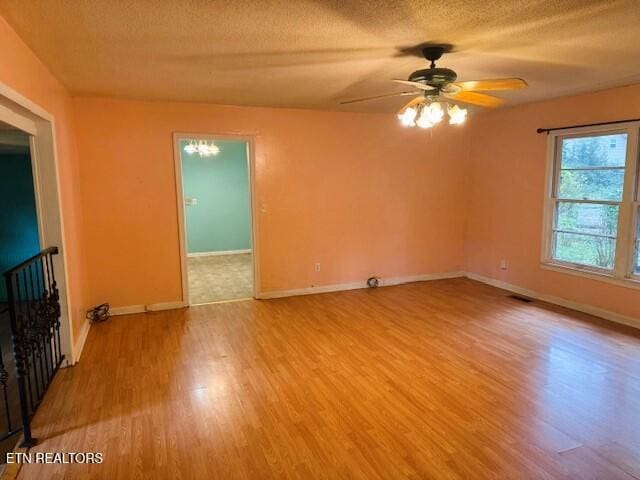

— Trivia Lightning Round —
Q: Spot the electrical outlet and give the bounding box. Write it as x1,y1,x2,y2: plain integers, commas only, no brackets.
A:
500,259,508,270
314,262,321,272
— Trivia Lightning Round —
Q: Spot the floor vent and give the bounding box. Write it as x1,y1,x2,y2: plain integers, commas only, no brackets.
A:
508,295,533,303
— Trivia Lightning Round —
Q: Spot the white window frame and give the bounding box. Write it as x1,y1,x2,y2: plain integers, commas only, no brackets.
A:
542,121,640,288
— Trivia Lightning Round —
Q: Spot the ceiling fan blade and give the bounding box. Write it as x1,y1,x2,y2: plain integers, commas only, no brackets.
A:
398,96,425,114
392,79,436,91
452,78,528,92
443,91,504,108
340,91,418,105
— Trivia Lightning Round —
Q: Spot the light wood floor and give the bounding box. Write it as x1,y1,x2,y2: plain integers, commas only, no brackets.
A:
18,278,640,479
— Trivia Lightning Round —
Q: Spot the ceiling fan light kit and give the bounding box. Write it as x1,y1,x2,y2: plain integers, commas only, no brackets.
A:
341,44,527,131
398,102,467,129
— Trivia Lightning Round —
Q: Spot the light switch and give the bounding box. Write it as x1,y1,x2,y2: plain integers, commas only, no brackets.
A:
185,197,198,206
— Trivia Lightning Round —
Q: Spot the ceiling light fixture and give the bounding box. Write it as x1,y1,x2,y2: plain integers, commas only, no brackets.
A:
398,101,467,129
183,140,220,157
398,107,418,127
447,104,467,125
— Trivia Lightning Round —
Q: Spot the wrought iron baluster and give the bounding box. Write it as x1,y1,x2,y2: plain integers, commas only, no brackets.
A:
2,247,63,447
29,264,46,403
38,258,53,382
0,342,11,433
6,270,35,447
49,254,61,367
22,269,37,415
43,254,56,366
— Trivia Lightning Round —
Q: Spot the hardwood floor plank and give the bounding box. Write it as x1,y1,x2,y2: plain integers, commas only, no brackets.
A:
15,278,640,479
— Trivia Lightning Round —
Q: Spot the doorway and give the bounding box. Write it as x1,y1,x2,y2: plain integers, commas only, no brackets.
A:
174,134,257,305
0,121,40,284
0,121,40,457
0,82,73,364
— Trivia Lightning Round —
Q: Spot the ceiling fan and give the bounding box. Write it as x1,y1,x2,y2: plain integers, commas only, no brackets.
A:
341,45,527,128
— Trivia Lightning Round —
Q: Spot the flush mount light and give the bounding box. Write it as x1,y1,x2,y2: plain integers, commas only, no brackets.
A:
183,140,220,157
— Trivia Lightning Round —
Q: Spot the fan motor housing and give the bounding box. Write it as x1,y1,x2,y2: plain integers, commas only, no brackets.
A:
409,68,457,87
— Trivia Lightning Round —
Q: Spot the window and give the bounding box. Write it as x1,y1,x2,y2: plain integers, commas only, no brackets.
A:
543,124,640,284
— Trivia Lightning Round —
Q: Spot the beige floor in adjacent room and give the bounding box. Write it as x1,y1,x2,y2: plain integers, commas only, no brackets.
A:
187,253,253,304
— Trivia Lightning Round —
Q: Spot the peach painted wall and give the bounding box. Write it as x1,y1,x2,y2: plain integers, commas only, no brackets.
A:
72,98,469,308
6,8,638,324
0,17,87,343
466,83,640,320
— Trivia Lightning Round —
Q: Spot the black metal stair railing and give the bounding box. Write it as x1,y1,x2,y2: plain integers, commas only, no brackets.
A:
1,247,64,447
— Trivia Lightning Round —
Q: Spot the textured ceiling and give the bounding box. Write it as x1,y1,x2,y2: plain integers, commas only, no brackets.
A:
2,0,640,112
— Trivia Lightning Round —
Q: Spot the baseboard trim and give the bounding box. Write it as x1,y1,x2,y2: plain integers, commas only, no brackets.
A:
70,318,91,365
257,271,465,299
109,304,145,316
110,301,186,316
465,272,640,330
103,272,638,330
187,249,251,258
381,271,465,286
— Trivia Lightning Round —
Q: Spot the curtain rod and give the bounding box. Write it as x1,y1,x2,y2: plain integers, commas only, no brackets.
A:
537,117,640,134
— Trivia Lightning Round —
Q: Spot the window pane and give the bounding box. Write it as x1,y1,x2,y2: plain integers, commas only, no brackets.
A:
553,231,615,269
556,202,619,236
558,169,624,201
560,134,627,168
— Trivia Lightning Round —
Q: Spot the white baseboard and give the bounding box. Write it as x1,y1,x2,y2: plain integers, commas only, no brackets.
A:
465,272,640,330
187,249,251,258
102,272,639,331
257,281,364,299
257,271,465,299
381,271,465,286
110,301,186,316
71,318,91,364
109,304,145,316
146,301,186,312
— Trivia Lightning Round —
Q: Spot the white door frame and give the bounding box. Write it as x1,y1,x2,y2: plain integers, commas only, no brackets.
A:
172,132,259,305
0,81,75,364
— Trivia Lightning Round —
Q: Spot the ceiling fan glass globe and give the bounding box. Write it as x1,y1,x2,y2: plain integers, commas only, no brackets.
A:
398,107,418,127
448,105,467,124
416,114,433,128
426,102,444,123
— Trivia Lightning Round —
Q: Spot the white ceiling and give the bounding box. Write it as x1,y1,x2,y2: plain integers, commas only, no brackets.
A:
2,0,640,112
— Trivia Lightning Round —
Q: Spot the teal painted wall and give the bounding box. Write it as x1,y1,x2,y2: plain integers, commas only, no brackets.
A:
0,153,40,301
181,140,251,254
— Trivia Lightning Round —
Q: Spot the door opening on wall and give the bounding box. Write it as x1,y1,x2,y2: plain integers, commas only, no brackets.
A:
1,83,73,365
0,120,40,457
175,135,256,305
